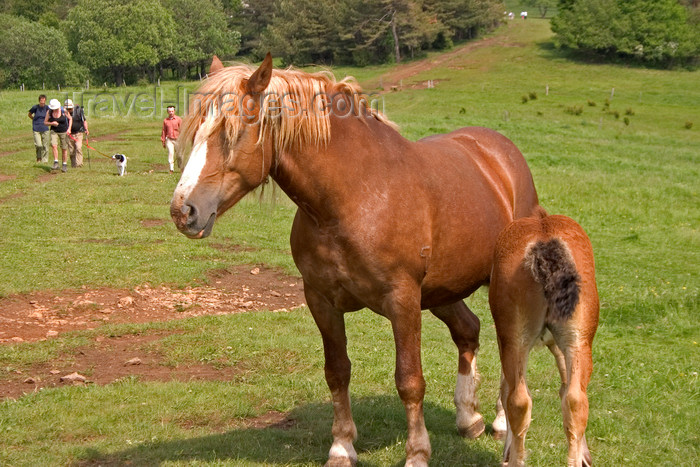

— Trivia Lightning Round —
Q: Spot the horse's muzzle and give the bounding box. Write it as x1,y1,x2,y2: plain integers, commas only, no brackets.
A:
171,199,217,239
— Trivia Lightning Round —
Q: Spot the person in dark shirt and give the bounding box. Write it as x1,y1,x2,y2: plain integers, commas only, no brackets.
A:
28,95,50,163
64,99,89,168
44,99,72,172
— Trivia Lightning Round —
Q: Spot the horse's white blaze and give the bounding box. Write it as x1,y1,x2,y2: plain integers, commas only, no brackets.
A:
174,140,208,201
173,104,221,202
455,357,482,430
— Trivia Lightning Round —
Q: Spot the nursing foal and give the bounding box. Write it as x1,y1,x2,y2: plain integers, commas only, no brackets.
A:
489,211,599,466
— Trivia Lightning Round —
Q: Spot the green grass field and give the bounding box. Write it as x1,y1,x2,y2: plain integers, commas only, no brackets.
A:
0,19,698,466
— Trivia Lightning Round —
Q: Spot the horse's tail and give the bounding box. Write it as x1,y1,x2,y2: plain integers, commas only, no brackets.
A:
524,238,581,322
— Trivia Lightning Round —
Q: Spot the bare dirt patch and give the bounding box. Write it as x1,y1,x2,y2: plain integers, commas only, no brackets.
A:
0,174,17,182
140,218,167,228
0,265,306,399
0,191,24,204
36,172,58,183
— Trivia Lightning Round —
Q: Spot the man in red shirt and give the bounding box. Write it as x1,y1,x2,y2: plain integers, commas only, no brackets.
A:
161,105,182,173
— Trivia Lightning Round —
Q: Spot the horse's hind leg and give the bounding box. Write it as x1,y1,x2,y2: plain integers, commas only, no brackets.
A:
305,284,357,467
430,301,484,438
551,324,594,467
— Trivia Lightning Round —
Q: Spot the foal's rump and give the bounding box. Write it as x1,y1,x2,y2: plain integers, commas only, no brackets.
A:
490,213,598,328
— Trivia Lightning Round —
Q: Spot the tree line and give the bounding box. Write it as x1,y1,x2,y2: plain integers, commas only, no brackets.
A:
1,0,698,89
0,0,502,89
552,0,700,65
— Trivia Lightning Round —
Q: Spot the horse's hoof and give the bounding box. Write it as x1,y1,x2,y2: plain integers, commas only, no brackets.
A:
405,455,429,467
325,457,356,467
458,415,485,438
492,428,507,440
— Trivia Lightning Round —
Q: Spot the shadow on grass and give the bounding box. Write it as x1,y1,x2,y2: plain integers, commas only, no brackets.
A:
78,396,500,466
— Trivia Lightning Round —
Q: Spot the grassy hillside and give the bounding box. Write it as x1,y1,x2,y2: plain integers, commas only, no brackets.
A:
0,19,698,466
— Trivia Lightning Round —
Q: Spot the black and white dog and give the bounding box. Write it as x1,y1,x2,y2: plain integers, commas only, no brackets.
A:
112,154,127,176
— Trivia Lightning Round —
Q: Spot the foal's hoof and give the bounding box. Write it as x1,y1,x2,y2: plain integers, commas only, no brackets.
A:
492,428,507,441
458,415,485,439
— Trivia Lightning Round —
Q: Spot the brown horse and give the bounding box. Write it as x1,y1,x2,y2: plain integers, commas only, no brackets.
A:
489,212,599,466
170,54,541,466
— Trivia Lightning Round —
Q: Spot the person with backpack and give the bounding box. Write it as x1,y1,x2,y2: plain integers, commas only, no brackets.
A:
44,98,71,172
64,99,89,168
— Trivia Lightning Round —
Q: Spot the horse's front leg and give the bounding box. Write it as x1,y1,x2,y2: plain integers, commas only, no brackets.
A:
430,302,485,438
305,283,357,467
387,287,431,467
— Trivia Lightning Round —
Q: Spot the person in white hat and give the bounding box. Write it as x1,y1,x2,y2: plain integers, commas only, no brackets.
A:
44,98,72,172
64,99,89,168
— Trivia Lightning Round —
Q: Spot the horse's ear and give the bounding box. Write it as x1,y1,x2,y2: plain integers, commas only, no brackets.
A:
246,53,273,95
210,55,224,75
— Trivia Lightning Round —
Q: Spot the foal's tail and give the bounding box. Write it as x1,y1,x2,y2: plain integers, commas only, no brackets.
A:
524,238,581,322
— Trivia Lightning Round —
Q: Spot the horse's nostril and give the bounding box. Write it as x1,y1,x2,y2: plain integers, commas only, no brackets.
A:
184,203,198,226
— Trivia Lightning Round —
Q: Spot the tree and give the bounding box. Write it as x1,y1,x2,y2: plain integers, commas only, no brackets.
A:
228,0,276,57
424,0,502,41
521,0,558,18
163,0,241,78
0,13,85,88
551,0,700,65
261,0,347,65
65,0,176,85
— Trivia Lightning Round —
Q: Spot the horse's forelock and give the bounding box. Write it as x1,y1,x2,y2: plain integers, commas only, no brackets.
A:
177,63,396,168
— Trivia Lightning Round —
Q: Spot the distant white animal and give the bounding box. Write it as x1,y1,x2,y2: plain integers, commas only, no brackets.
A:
112,153,127,176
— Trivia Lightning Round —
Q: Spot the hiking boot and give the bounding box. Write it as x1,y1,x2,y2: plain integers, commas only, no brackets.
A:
61,163,67,173
52,160,59,170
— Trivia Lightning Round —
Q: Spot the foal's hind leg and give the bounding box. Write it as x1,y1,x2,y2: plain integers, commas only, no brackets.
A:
542,330,568,400
305,284,357,467
430,301,484,438
499,338,533,467
551,324,594,467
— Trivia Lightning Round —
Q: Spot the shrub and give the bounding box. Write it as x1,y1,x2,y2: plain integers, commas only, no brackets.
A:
528,91,538,100
685,121,694,129
565,105,583,115
522,95,529,104
588,100,597,106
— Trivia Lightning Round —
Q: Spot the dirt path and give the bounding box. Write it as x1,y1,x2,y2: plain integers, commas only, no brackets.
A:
0,264,306,399
371,36,502,91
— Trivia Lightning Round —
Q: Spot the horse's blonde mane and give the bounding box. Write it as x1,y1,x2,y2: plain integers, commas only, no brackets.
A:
179,63,396,163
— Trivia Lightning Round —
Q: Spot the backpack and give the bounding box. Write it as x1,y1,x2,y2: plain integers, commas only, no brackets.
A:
74,105,85,123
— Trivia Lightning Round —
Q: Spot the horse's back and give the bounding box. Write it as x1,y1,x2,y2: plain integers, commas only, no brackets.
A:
419,126,539,219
